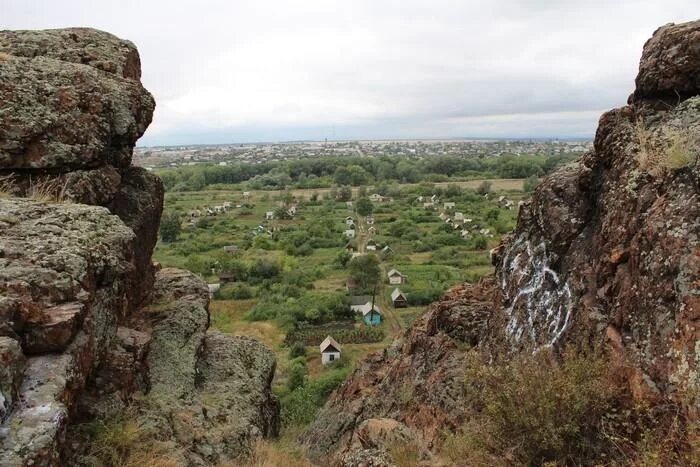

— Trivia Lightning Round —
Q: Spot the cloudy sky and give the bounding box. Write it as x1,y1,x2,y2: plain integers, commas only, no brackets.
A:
4,1,698,145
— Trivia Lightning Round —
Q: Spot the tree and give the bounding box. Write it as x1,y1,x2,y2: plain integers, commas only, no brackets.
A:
356,197,373,217
348,254,381,290
159,211,182,242
523,175,539,193
476,180,492,195
287,358,308,391
337,185,352,201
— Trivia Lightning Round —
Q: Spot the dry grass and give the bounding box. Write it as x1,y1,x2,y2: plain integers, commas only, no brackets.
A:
234,438,312,467
635,119,698,177
0,174,71,203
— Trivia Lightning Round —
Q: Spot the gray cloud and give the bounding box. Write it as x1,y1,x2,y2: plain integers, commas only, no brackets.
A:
3,0,698,145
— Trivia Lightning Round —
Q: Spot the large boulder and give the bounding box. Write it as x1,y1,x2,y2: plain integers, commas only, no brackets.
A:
0,199,136,466
0,28,153,170
0,28,162,309
633,20,700,102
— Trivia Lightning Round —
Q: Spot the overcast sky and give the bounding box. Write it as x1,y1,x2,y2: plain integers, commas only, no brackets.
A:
4,1,698,145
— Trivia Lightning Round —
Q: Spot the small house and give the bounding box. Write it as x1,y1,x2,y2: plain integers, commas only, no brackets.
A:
391,288,408,308
366,216,375,225
344,229,356,239
265,211,275,220
222,201,232,209
349,295,373,313
223,245,239,254
438,212,449,221
243,191,251,199
369,193,383,202
387,269,406,285
430,194,439,203
416,195,424,203
346,201,353,210
345,216,355,226
444,202,456,210
362,305,382,326
367,226,377,235
454,212,465,223
207,283,220,299
319,336,341,365
423,202,434,209
366,239,377,251
219,271,236,283
287,205,298,216
380,245,393,258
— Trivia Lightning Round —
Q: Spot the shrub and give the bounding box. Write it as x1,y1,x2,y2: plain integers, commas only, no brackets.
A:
441,351,616,465
289,341,307,359
287,358,308,391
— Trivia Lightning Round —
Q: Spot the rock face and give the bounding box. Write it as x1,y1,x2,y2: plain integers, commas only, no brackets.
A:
0,200,136,465
0,27,162,309
303,20,699,464
0,29,280,466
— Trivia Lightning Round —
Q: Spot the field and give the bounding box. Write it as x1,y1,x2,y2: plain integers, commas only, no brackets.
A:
154,177,526,432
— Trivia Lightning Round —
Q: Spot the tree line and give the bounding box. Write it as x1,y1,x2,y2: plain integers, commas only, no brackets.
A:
157,153,578,192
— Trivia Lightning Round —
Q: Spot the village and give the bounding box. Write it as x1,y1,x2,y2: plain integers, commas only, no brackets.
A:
158,184,521,372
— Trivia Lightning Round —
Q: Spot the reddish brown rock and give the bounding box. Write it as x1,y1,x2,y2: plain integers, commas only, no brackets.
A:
22,302,85,353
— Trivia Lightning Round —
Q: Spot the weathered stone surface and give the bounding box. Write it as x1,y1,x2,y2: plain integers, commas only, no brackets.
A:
22,302,85,353
0,29,154,170
633,20,700,102
117,270,280,465
108,167,164,308
0,337,24,421
0,199,135,466
0,28,143,79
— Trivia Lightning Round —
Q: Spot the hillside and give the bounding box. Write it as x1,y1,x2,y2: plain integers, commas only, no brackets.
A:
301,20,699,466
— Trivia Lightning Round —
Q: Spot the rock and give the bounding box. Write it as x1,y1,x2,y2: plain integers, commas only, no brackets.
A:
0,29,154,170
108,167,164,308
22,302,85,353
0,199,135,466
122,271,279,464
349,418,418,452
633,20,700,103
0,28,143,79
341,448,396,467
0,337,25,421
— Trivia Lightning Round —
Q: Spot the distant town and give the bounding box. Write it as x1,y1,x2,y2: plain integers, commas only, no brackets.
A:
134,139,593,169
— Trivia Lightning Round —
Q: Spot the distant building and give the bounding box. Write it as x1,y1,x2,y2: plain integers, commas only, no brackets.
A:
391,288,408,308
444,202,456,210
366,239,377,251
344,229,356,239
387,269,406,285
265,211,274,220
319,336,341,365
454,212,465,223
223,245,239,253
362,305,382,326
369,193,383,202
207,283,220,299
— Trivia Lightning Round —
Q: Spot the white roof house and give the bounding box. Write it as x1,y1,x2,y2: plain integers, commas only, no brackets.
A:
369,193,383,202
444,202,456,210
207,283,220,298
319,336,341,365
387,269,406,285
454,212,465,222
344,229,356,239
265,211,274,220
366,239,377,251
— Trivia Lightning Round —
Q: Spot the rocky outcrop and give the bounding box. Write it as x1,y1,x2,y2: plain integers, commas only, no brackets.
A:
0,29,280,466
0,27,162,309
0,199,136,465
303,20,699,464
